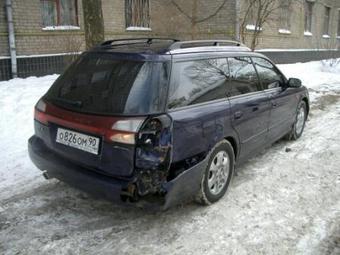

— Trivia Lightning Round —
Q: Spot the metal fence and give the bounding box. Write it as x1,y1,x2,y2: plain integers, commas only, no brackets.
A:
0,55,69,81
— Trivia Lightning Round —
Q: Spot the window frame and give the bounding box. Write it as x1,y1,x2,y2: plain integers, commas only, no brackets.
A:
125,0,151,31
226,56,262,97
251,57,287,91
40,0,79,29
278,0,292,33
46,54,170,116
304,1,314,34
166,57,231,110
323,6,331,36
338,9,340,38
166,55,289,111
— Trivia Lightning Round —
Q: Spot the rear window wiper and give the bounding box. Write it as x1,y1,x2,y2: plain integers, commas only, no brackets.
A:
52,97,83,107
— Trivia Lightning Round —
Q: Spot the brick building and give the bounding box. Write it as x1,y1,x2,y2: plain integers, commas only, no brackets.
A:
1,0,340,80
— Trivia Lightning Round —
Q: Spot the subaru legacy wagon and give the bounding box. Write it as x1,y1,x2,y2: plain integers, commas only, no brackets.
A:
28,39,309,209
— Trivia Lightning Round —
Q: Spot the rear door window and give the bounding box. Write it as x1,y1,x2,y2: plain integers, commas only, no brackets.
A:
46,53,169,115
167,58,229,109
227,57,261,97
252,57,285,89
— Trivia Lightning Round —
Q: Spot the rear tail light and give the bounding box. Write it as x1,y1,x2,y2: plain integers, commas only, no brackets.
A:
36,99,46,112
110,119,144,145
34,98,48,124
135,115,172,170
110,132,136,145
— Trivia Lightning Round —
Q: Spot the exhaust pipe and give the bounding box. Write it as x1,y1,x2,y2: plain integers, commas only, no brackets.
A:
120,183,139,202
42,171,50,180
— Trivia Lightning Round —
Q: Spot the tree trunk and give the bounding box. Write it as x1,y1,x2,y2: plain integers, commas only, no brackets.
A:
191,0,198,40
82,0,105,49
250,32,257,51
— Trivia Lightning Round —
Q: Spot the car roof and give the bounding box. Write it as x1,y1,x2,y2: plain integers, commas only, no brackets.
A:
89,38,266,60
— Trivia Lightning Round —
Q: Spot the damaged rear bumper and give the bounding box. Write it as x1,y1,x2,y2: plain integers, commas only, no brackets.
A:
28,136,207,210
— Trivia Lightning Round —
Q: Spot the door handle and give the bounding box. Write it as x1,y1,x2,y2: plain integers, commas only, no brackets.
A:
252,106,259,112
272,101,278,107
234,111,243,119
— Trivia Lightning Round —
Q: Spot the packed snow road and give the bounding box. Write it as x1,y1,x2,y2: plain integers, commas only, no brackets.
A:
0,60,340,255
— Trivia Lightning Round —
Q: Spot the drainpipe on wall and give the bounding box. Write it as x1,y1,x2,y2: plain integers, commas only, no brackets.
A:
5,0,17,78
234,0,240,41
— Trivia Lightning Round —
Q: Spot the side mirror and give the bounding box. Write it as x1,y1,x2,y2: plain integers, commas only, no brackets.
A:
287,78,302,88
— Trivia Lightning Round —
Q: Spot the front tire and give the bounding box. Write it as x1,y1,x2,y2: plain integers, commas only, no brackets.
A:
196,140,235,205
287,101,307,140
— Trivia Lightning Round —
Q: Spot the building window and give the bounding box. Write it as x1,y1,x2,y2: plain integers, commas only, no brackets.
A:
125,0,150,30
304,1,313,34
244,0,263,32
278,0,292,34
338,10,340,37
40,0,78,28
323,6,331,36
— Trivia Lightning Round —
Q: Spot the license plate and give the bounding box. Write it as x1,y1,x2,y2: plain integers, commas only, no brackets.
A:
56,128,100,155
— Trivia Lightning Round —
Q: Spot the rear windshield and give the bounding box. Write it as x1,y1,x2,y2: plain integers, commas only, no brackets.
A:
45,53,170,115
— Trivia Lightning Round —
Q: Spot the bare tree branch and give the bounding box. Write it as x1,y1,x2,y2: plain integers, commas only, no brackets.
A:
239,0,296,50
170,0,192,20
170,0,229,24
196,0,228,23
170,0,230,39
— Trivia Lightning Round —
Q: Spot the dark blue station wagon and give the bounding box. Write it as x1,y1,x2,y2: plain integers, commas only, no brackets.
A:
28,39,309,209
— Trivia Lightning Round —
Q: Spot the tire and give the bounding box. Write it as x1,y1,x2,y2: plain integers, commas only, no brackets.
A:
196,140,235,205
287,101,307,140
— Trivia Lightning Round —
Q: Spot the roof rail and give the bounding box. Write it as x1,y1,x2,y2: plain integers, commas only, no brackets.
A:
101,37,179,46
168,40,248,51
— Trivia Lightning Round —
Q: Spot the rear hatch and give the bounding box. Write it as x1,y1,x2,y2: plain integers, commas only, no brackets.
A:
35,52,170,177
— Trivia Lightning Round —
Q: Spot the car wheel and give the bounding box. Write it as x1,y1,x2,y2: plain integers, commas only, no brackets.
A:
287,101,307,140
196,140,235,205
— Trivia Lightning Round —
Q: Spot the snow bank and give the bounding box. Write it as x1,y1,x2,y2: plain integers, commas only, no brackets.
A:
278,29,291,34
278,60,340,102
126,26,151,31
42,26,80,31
0,75,58,191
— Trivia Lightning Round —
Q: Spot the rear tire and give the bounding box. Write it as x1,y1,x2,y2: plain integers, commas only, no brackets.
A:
287,101,307,140
196,140,235,205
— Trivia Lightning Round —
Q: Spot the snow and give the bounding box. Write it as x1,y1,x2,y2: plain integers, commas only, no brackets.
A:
0,60,340,254
126,26,152,31
0,75,58,192
257,48,338,52
246,24,262,31
304,31,313,36
42,26,80,31
278,29,291,34
278,60,340,103
322,35,330,39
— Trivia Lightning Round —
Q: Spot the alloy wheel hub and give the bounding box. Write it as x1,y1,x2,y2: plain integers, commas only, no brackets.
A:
208,151,230,195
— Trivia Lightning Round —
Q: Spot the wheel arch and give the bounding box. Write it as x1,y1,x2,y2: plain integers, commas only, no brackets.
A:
224,136,238,160
302,97,309,116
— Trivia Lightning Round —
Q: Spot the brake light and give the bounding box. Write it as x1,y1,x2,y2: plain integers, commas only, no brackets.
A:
110,118,144,144
34,99,48,124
